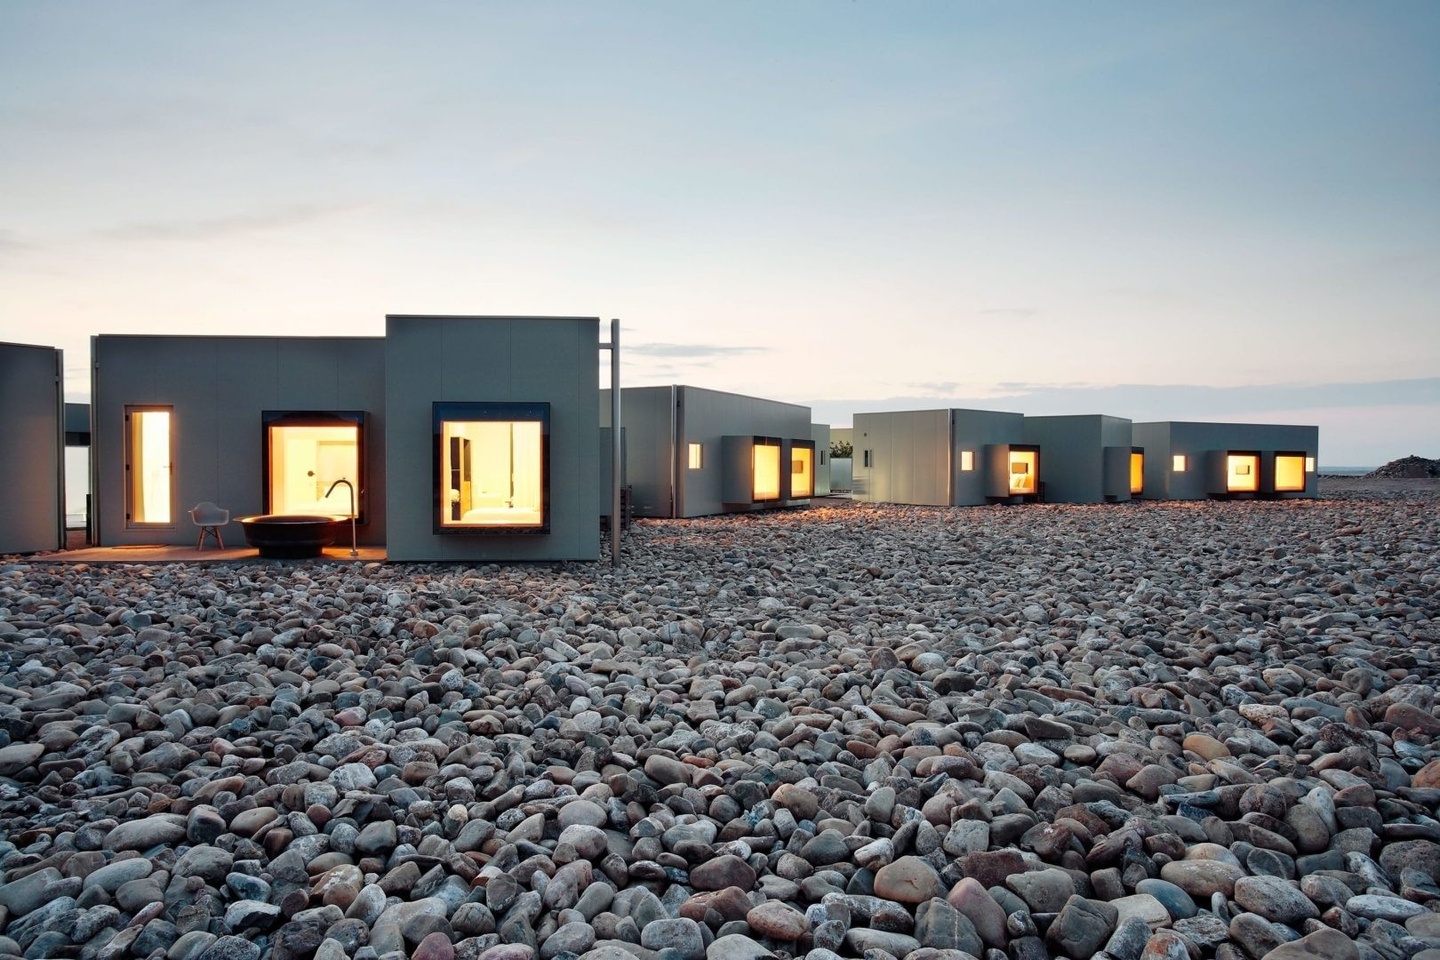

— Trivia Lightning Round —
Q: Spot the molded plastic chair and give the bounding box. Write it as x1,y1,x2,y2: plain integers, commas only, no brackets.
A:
190,501,229,550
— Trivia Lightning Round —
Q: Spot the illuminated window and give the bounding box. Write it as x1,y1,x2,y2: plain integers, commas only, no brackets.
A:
959,450,975,471
688,442,703,470
1172,454,1187,472
1275,454,1306,492
264,412,363,519
791,444,814,498
1227,453,1260,493
434,402,549,533
1305,457,1315,473
126,406,172,525
1130,451,1144,495
1008,449,1038,496
753,440,782,501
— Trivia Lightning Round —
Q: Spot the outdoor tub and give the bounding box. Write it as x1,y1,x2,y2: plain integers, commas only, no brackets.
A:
235,515,338,559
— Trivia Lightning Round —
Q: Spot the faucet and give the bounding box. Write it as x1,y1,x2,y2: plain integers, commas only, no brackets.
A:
326,478,358,557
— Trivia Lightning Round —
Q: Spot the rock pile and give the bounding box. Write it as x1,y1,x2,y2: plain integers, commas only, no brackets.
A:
1366,458,1440,480
2,491,1439,960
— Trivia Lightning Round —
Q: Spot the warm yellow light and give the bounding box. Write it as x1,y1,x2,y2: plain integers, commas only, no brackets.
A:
1172,454,1187,472
129,409,171,524
753,443,781,500
688,442,702,470
269,424,358,516
1008,450,1037,496
440,420,544,526
1275,455,1306,492
1130,452,1144,495
959,450,974,471
790,446,814,498
1227,454,1260,492
1305,457,1316,473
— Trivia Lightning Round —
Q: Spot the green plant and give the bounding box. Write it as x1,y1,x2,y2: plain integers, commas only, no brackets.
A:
830,440,853,459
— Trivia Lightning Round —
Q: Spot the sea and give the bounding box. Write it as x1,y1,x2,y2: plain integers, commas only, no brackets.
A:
1319,467,1375,476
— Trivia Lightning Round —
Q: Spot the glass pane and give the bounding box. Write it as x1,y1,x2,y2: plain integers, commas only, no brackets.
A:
129,408,171,524
791,447,814,498
688,443,702,470
1227,454,1259,492
1275,455,1305,492
753,443,781,501
1130,452,1144,494
268,424,359,515
440,419,545,527
1008,450,1037,495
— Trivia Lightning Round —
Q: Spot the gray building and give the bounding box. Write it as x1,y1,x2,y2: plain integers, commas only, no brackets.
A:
603,385,814,518
811,423,832,496
1134,421,1319,499
0,342,66,554
1022,414,1137,504
90,334,388,547
385,315,601,561
853,408,1037,506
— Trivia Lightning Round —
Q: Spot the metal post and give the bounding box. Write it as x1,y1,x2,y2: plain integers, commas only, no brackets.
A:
610,319,622,567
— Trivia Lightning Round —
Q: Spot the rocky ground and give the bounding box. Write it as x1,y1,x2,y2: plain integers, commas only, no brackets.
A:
2,482,1439,960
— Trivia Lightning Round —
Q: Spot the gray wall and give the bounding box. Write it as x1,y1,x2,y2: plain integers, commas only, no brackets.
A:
1135,421,1319,500
385,316,600,561
853,410,953,505
0,343,65,554
674,386,812,518
811,423,832,496
602,386,677,518
1022,414,1133,504
91,335,386,547
952,409,1027,505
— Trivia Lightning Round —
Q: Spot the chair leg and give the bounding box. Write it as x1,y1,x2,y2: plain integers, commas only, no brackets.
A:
216,528,224,549
197,529,205,551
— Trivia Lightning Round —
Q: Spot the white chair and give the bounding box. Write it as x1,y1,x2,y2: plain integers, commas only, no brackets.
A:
189,502,229,550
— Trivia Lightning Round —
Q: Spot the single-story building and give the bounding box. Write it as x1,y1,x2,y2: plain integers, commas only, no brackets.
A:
0,342,66,554
1133,421,1319,499
89,316,605,561
603,385,814,518
811,423,832,496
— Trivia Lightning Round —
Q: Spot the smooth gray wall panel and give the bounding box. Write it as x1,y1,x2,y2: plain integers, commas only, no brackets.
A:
92,335,386,546
0,343,64,553
811,423,831,496
1021,415,1131,503
853,410,951,505
605,387,676,517
385,316,599,561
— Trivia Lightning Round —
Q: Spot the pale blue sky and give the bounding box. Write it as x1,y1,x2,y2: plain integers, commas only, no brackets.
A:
2,2,1436,465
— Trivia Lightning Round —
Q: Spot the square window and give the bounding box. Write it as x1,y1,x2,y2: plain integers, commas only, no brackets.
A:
688,442,703,470
1172,454,1187,472
264,411,364,520
434,402,549,534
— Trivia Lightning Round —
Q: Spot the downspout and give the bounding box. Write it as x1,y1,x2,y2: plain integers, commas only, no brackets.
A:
947,409,955,506
669,384,678,518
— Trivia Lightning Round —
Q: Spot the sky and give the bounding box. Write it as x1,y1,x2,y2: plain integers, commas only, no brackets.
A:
2,2,1437,467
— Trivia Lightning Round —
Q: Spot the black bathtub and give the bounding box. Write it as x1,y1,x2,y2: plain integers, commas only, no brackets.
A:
235,515,339,559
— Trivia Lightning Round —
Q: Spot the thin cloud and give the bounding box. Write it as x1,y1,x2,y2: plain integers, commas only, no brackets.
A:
975,307,1038,318
627,342,767,360
99,202,370,243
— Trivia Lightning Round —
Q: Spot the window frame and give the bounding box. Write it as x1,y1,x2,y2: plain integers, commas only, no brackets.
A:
124,404,174,528
432,401,551,535
262,410,367,522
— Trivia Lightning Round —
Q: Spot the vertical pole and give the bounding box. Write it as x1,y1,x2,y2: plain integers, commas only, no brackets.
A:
610,318,622,567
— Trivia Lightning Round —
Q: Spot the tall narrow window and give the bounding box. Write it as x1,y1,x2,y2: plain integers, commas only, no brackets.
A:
753,440,782,501
126,406,172,525
688,443,703,470
863,450,872,468
1227,453,1260,492
1274,453,1306,492
959,450,975,471
1130,451,1144,495
434,402,549,533
264,411,364,519
1008,449,1038,496
790,444,815,498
